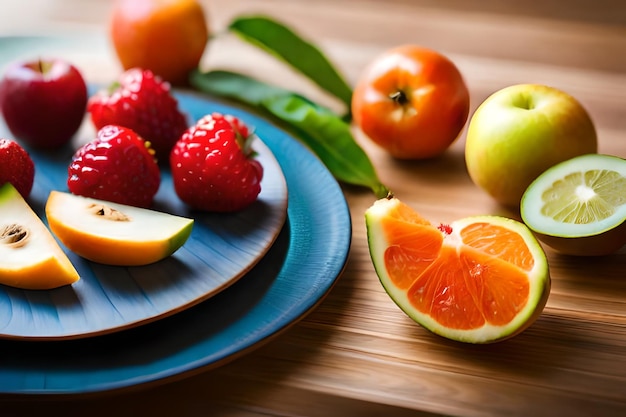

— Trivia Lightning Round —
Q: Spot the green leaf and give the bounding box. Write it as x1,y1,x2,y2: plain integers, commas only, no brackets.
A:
228,15,353,110
190,70,389,198
261,95,389,198
190,69,318,109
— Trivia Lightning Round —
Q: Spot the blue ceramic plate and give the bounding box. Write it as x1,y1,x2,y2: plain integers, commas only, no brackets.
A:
0,36,351,393
0,35,290,340
0,91,351,395
0,93,288,340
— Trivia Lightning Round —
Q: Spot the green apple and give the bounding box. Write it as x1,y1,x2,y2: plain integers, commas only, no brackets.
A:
45,191,194,266
0,183,79,290
465,84,598,207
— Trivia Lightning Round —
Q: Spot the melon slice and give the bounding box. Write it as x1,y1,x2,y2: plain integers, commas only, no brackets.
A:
45,191,194,266
0,183,79,289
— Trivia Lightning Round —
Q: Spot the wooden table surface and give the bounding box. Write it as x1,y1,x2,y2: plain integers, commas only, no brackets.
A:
1,1,625,416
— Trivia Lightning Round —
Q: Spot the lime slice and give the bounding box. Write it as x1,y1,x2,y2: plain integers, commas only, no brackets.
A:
521,153,626,256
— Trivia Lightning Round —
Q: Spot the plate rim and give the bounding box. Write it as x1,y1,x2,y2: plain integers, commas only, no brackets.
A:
0,98,289,341
0,89,352,395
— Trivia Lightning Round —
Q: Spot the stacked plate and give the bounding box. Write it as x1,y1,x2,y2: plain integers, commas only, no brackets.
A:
0,38,352,395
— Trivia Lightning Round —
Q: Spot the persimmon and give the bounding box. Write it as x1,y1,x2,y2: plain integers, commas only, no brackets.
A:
109,0,209,86
352,45,470,160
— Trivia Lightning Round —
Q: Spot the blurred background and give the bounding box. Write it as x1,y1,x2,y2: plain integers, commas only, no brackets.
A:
2,0,625,73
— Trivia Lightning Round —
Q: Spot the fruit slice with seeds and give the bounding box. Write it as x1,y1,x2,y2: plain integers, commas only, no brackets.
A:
521,153,626,256
365,196,550,344
0,183,79,290
46,191,194,266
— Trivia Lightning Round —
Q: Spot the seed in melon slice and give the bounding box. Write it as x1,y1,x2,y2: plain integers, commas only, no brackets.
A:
365,196,551,344
45,191,194,266
521,153,626,256
0,183,79,289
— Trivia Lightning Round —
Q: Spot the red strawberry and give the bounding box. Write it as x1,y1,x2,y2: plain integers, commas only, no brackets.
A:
170,113,263,212
0,138,35,198
87,68,188,162
196,112,252,140
67,125,160,207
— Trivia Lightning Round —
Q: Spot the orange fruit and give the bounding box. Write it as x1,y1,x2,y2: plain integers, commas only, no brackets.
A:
110,0,210,86
365,197,551,343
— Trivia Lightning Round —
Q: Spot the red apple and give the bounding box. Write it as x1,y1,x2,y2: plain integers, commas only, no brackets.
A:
0,58,88,149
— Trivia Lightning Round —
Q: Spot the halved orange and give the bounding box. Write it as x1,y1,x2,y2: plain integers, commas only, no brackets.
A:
365,197,551,343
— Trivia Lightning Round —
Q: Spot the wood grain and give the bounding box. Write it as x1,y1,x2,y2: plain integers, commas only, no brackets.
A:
0,0,625,416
